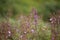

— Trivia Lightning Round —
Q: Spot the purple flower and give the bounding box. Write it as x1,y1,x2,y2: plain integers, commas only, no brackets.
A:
34,15,38,20
33,21,37,25
52,37,55,40
26,21,30,27
32,8,38,27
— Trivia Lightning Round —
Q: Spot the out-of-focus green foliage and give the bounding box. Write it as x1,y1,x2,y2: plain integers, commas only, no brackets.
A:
0,0,60,20
0,0,60,18
0,0,39,17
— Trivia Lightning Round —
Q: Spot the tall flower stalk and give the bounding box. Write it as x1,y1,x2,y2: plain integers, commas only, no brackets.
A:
0,21,13,40
50,12,60,40
32,8,38,30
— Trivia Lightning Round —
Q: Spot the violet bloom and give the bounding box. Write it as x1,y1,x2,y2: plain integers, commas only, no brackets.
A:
33,21,37,25
33,8,38,20
52,37,55,40
26,21,30,27
34,15,38,20
33,8,38,27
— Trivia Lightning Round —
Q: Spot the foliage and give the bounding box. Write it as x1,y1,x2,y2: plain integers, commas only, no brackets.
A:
0,10,51,40
0,0,60,40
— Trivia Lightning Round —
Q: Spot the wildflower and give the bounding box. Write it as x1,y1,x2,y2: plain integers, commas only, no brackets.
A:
50,17,56,24
8,31,11,36
20,35,23,38
24,31,27,34
34,15,38,20
8,31,11,34
52,37,55,40
33,21,37,25
50,18,53,21
32,8,38,27
31,29,35,33
26,21,30,27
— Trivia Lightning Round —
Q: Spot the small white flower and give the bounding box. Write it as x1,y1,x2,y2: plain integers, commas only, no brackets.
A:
24,31,27,34
20,35,23,38
50,18,53,21
8,31,11,36
31,29,35,33
8,31,11,34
